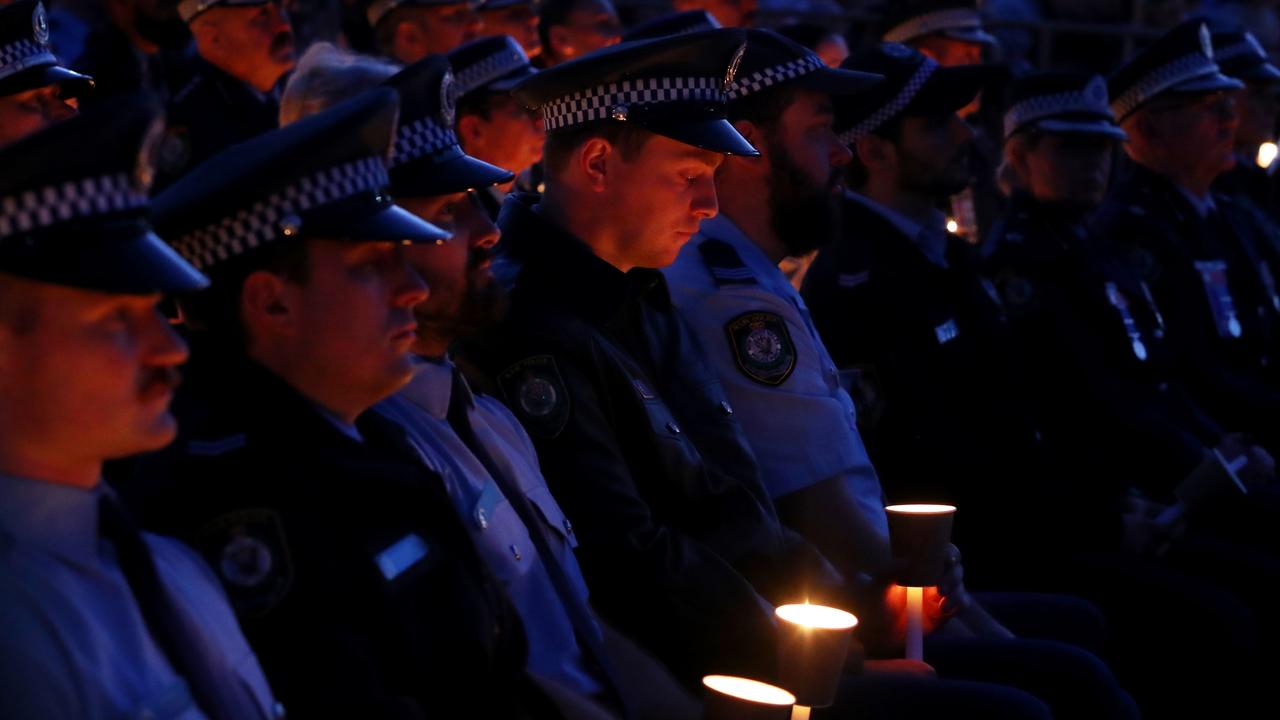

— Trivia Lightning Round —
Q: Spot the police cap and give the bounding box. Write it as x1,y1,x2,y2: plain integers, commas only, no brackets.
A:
726,28,881,103
512,28,759,156
1108,20,1243,122
154,88,450,274
1002,72,1126,141
448,34,536,96
0,92,206,294
621,10,720,44
879,0,996,47
1212,30,1280,85
0,0,93,99
383,53,513,195
834,43,988,145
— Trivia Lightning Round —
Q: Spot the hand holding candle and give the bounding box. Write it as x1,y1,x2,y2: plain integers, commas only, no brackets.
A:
885,504,957,661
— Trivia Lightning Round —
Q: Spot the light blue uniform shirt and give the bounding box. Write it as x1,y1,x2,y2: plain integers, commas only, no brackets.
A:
664,215,888,536
376,358,605,698
0,474,279,720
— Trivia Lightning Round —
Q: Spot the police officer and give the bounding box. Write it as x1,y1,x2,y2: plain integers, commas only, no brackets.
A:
986,69,1280,718
1211,30,1280,225
156,0,297,188
0,94,280,720
449,35,543,217
1096,20,1280,453
663,32,1137,720
803,44,1044,546
478,0,541,59
874,0,1004,247
368,0,482,64
116,89,561,719
68,0,191,111
0,0,92,146
462,28,1051,719
670,0,755,28
535,0,621,68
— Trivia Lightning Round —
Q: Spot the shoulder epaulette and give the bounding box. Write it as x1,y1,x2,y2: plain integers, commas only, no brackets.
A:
697,238,756,287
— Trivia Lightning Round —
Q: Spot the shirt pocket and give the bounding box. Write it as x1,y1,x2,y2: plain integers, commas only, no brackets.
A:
470,478,536,582
525,485,579,549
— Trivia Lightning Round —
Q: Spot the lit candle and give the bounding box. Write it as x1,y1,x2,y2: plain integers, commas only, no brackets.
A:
885,504,957,662
703,675,796,720
775,603,858,714
1257,141,1278,170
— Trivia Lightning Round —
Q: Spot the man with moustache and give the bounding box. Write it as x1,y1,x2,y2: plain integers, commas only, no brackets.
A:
0,0,93,146
449,35,544,217
368,0,481,64
1095,20,1280,454
117,90,564,719
0,95,280,720
156,0,297,187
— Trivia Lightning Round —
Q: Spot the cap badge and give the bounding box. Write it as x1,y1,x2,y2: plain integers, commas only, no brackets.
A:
724,41,746,92
1200,24,1214,59
440,69,459,127
1085,76,1107,103
32,2,50,45
611,104,629,121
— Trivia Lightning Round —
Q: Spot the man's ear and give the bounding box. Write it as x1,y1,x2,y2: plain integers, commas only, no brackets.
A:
578,137,612,192
855,134,894,173
240,270,294,342
456,113,484,148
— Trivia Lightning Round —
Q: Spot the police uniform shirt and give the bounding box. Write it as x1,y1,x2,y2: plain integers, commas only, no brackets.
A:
663,215,887,536
0,474,278,720
375,357,605,698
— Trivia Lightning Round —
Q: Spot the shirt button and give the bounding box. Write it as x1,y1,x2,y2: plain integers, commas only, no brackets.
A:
666,421,682,435
719,401,734,416
510,544,522,561
563,518,574,535
274,702,287,718
477,509,488,530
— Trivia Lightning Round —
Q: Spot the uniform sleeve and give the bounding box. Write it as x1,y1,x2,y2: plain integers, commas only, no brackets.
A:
471,331,782,686
670,281,884,520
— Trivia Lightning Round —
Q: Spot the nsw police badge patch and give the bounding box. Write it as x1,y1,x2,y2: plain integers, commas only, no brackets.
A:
498,355,570,438
726,311,796,386
196,508,293,618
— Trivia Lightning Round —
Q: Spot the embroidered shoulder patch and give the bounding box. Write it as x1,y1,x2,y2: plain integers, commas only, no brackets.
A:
725,311,797,386
497,355,571,438
197,508,293,618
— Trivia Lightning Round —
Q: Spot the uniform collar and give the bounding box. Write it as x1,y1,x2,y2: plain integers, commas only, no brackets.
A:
397,355,470,420
0,473,106,566
845,190,951,267
696,214,795,295
498,192,673,326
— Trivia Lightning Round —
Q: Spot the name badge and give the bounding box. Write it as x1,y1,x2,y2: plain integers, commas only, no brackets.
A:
1194,260,1243,339
375,533,429,582
934,318,960,345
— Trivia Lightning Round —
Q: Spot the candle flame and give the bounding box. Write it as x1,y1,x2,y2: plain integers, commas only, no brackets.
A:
884,503,956,515
1258,141,1278,169
702,675,796,705
776,603,858,630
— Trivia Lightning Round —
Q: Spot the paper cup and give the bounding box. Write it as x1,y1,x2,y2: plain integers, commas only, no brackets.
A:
775,604,858,707
885,504,956,587
703,675,795,720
